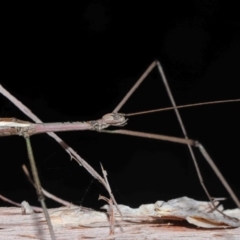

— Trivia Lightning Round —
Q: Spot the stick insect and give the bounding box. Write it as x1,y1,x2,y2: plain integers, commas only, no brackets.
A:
0,60,240,239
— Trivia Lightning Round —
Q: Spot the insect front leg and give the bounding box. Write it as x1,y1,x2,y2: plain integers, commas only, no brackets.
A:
111,60,240,209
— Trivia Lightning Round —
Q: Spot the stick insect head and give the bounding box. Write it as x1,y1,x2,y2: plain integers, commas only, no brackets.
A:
102,113,128,127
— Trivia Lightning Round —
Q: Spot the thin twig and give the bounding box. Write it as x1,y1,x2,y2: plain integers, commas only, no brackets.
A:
0,193,42,212
99,195,115,235
100,163,122,215
25,137,56,240
22,164,77,207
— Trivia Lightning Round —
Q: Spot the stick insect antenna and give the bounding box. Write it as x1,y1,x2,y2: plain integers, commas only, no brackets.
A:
124,99,240,117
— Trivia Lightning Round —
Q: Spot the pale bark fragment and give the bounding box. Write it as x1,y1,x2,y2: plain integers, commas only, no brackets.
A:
1,197,240,240
0,206,240,240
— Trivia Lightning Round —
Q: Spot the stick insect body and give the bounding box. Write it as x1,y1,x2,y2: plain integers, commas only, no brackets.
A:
0,60,240,239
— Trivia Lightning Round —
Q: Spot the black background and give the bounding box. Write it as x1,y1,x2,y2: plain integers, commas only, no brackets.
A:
1,1,240,210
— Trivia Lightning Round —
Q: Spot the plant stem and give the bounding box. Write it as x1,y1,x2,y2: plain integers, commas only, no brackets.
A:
25,137,56,240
